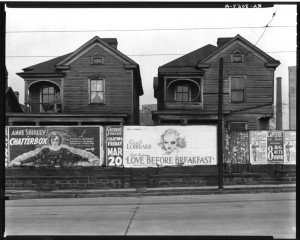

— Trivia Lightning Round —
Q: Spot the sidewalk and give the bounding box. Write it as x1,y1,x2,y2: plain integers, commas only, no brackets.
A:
5,183,296,200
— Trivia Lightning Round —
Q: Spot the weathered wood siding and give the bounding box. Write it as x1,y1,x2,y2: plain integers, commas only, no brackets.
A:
203,43,274,115
62,45,134,123
132,75,140,125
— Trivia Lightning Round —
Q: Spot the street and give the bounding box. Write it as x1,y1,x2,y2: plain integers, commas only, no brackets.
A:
5,192,296,238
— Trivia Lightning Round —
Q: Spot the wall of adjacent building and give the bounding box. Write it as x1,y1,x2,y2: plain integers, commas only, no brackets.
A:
289,66,296,130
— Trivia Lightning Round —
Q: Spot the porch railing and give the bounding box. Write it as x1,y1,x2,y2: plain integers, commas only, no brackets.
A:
25,103,62,113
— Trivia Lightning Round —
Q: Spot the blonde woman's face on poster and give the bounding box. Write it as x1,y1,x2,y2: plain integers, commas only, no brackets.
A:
164,133,177,153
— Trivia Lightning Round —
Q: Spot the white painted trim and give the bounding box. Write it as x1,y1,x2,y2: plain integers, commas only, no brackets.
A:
28,79,61,89
164,76,202,102
63,42,130,66
167,78,201,101
88,78,105,104
205,41,269,63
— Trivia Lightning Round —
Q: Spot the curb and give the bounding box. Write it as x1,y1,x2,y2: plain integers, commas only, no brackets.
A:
5,185,296,200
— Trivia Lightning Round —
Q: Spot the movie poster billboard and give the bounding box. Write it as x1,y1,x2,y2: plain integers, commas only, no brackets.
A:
249,131,268,164
266,131,284,164
105,126,124,167
284,131,296,164
123,126,217,168
5,126,9,167
8,126,103,167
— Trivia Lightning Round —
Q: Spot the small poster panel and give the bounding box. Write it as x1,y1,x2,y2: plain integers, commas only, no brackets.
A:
249,131,268,164
105,126,124,167
5,126,9,167
284,131,296,164
123,126,217,168
8,126,103,167
267,131,284,164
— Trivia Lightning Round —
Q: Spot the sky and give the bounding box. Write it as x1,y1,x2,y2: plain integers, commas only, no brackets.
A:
5,4,297,129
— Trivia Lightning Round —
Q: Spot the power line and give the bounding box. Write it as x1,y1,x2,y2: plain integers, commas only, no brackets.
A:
5,25,295,33
246,6,280,56
5,51,296,58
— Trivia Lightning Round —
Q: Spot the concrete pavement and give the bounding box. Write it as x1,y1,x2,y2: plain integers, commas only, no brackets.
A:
5,192,296,238
5,183,296,200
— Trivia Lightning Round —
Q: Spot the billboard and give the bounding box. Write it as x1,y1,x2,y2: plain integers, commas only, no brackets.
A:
284,131,296,164
8,126,103,167
122,126,217,167
250,131,294,165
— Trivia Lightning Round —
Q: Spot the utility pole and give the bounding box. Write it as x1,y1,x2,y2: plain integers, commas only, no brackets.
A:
218,57,224,190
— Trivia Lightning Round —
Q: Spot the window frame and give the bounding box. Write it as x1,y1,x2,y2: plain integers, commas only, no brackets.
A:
40,85,59,113
229,75,246,103
165,77,202,104
175,84,191,102
91,55,104,65
89,78,105,104
231,50,244,63
228,122,248,130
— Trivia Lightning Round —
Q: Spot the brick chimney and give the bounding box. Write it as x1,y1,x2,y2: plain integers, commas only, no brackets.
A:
217,37,233,47
103,38,118,49
276,77,282,130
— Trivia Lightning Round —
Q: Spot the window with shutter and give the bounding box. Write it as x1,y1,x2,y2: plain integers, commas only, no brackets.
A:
230,76,245,102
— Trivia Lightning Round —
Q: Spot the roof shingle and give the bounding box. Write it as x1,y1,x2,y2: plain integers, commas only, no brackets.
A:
160,44,218,68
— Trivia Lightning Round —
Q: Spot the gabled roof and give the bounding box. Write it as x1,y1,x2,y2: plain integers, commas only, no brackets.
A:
56,36,138,68
159,34,280,72
197,34,280,67
17,36,143,95
17,36,139,75
160,44,218,69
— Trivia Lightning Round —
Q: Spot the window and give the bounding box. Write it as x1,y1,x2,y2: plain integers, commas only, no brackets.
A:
90,79,104,103
230,76,245,102
176,85,191,102
231,51,244,63
229,122,247,130
92,57,104,65
41,86,61,113
166,78,201,103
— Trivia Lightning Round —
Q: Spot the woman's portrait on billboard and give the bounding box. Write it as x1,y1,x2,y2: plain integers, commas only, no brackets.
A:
158,129,186,157
9,131,101,167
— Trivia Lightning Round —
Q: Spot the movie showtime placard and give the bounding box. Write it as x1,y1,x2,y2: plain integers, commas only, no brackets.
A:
8,126,103,167
250,131,290,165
105,126,124,167
267,131,284,164
123,126,217,168
284,131,296,164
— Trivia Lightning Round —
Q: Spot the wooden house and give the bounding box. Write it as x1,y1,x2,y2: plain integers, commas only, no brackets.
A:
153,34,280,130
7,36,143,126
5,87,23,113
